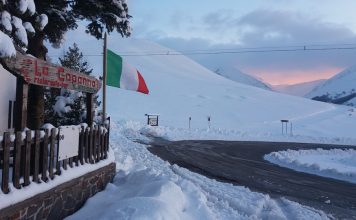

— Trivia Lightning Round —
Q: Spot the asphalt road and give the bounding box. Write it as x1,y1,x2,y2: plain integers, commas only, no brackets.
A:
148,140,356,219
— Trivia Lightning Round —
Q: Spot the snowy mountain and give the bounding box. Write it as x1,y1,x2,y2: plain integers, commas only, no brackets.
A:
105,38,356,139
306,66,356,106
70,38,356,219
273,79,327,97
214,66,271,90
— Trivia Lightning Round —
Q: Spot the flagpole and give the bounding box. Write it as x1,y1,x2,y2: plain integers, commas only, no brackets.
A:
102,32,107,124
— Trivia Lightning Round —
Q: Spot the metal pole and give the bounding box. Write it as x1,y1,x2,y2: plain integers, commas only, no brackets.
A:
281,122,283,135
102,32,107,124
290,122,293,136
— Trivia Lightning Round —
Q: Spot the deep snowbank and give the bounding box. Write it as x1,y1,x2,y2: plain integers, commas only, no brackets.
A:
66,121,330,220
264,148,356,184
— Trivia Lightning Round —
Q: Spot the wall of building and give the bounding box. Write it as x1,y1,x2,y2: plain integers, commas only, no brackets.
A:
0,163,116,220
0,65,16,133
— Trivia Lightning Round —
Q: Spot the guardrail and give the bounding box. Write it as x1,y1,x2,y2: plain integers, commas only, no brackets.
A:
0,124,110,194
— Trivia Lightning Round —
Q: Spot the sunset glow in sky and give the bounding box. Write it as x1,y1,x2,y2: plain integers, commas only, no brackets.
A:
128,0,356,85
48,0,356,85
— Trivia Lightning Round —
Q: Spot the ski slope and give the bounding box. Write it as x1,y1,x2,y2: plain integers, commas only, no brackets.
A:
107,39,356,143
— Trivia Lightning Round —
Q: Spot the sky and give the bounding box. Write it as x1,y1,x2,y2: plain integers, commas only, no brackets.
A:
49,0,356,85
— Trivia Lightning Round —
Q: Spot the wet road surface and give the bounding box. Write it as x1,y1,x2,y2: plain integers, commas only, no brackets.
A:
148,140,356,219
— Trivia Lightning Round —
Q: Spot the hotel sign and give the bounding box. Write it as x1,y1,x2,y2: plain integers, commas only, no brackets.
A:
4,52,101,93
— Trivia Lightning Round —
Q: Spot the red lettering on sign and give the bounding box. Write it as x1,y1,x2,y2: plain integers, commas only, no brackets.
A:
42,66,49,76
66,73,71,81
34,60,41,76
72,75,77,83
57,67,65,81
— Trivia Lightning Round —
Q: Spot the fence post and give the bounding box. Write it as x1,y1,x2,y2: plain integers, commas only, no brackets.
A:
96,127,100,162
41,130,49,182
79,127,84,165
100,129,105,160
1,132,11,194
13,132,22,189
23,130,31,186
55,129,61,176
89,126,95,164
32,130,41,183
84,127,89,163
49,128,56,179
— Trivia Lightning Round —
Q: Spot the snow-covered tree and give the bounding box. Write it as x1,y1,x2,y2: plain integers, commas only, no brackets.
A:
44,43,100,126
0,0,131,129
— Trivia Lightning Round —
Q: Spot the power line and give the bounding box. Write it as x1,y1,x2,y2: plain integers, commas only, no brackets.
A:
47,43,356,58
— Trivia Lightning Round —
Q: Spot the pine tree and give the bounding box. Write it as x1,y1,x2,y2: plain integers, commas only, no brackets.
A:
58,43,93,75
0,0,131,129
44,43,100,126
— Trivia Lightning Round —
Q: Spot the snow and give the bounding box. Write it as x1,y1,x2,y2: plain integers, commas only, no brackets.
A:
0,30,15,57
273,79,327,97
17,0,36,15
53,90,83,116
0,148,115,210
1,11,12,32
35,14,48,31
215,66,271,90
264,148,356,184
66,121,329,220
103,39,356,145
63,39,356,219
306,65,356,105
23,22,35,34
2,38,352,218
11,16,28,46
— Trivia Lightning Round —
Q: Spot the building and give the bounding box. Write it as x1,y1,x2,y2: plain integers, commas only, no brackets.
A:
0,64,16,133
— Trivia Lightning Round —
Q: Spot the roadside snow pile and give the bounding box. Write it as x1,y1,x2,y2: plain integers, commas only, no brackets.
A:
113,120,356,146
67,121,330,220
264,148,356,184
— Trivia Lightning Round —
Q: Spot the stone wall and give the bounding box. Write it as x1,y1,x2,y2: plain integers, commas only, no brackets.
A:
0,163,116,220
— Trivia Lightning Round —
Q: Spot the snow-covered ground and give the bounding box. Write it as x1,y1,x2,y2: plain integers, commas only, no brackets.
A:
102,39,356,144
264,148,356,184
67,121,330,220
65,39,356,219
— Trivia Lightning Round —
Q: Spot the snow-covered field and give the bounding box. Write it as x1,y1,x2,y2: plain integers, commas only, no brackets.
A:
64,39,356,219
67,121,330,220
102,39,356,145
264,148,356,184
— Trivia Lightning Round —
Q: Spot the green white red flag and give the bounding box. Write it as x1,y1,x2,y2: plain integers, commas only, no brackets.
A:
106,49,149,94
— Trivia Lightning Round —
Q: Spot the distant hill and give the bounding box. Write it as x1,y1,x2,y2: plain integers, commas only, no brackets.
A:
306,66,356,106
214,66,271,90
273,79,327,97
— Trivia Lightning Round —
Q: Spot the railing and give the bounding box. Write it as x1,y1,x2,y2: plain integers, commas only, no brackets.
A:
0,124,110,194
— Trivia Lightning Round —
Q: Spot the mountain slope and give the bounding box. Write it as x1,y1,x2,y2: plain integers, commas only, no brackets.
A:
214,66,271,90
273,79,327,97
306,66,356,106
106,39,356,140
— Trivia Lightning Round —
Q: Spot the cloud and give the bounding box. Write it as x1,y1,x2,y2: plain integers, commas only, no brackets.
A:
150,9,356,84
202,9,235,31
237,10,356,46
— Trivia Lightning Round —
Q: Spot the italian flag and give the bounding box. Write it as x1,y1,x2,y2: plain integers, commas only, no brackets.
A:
106,49,149,94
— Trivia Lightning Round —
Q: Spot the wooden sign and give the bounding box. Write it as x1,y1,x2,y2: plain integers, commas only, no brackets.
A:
4,51,101,93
